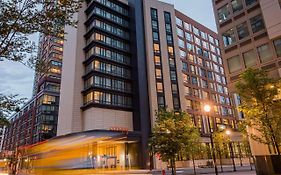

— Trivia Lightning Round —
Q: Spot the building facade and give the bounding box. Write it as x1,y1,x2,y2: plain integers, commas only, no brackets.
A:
1,99,36,151
212,0,281,174
57,0,240,169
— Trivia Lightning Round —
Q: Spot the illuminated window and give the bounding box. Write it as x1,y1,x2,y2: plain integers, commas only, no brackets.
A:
155,69,162,79
154,56,161,65
84,92,93,104
156,82,163,93
42,95,56,104
168,46,174,55
50,68,61,74
153,44,160,54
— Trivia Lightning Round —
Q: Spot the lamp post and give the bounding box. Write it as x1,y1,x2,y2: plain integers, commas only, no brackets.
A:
204,104,218,175
226,130,236,172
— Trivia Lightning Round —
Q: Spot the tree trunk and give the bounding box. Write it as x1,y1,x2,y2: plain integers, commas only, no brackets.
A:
219,151,223,172
171,158,176,175
192,155,196,174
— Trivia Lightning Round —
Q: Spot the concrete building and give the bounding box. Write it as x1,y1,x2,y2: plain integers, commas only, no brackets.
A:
58,0,240,169
212,0,281,174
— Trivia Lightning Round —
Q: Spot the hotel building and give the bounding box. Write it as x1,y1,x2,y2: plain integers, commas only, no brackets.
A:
57,0,238,169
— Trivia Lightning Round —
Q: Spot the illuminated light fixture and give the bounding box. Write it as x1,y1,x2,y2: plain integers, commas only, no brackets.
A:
204,104,211,112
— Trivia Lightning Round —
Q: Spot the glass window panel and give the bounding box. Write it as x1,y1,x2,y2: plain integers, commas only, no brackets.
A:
273,39,281,57
227,55,242,73
231,0,243,13
243,49,257,68
237,22,249,40
222,28,236,47
250,15,265,33
257,44,273,63
218,4,230,23
245,0,257,6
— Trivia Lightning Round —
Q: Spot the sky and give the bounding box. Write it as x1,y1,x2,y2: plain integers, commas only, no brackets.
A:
0,0,217,100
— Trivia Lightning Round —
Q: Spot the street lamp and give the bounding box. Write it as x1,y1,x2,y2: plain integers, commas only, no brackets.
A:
226,129,236,172
204,104,219,175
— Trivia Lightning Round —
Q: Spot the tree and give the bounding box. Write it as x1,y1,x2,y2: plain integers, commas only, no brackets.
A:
0,0,82,69
0,94,26,126
0,0,82,126
213,130,231,172
185,141,206,174
236,69,281,155
149,109,200,175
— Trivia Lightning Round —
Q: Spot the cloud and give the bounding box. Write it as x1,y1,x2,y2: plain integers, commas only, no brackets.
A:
0,60,34,99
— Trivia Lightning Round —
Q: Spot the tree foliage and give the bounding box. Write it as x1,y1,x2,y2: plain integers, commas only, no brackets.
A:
0,94,26,126
149,109,200,174
236,68,281,155
0,0,82,68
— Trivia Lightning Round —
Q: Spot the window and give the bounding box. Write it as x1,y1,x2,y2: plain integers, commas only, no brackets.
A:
167,34,173,44
257,44,273,63
154,56,161,65
243,50,257,68
209,35,215,44
231,0,243,13
273,39,281,57
153,32,159,41
152,20,158,30
250,15,265,33
176,17,183,27
177,28,184,37
184,22,192,31
155,69,162,79
195,36,201,46
193,26,200,36
186,99,192,109
156,82,163,93
165,24,172,33
245,0,257,6
178,39,185,48
151,8,158,19
154,44,160,54
182,62,188,71
186,43,194,52
170,71,177,81
222,28,236,47
157,96,165,107
237,22,249,40
218,4,230,23
168,47,174,56
185,32,193,42
172,84,178,94
227,55,242,73
164,12,171,23
179,50,186,58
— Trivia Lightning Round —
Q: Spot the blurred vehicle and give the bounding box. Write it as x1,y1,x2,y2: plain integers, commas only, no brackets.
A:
4,130,141,175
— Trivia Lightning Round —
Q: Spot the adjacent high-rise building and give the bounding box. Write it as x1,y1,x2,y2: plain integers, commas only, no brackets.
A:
212,0,281,174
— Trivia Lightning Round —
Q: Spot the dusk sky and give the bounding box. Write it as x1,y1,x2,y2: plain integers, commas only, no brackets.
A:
0,0,217,99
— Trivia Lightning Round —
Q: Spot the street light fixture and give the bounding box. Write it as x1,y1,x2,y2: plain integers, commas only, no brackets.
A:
204,104,219,175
